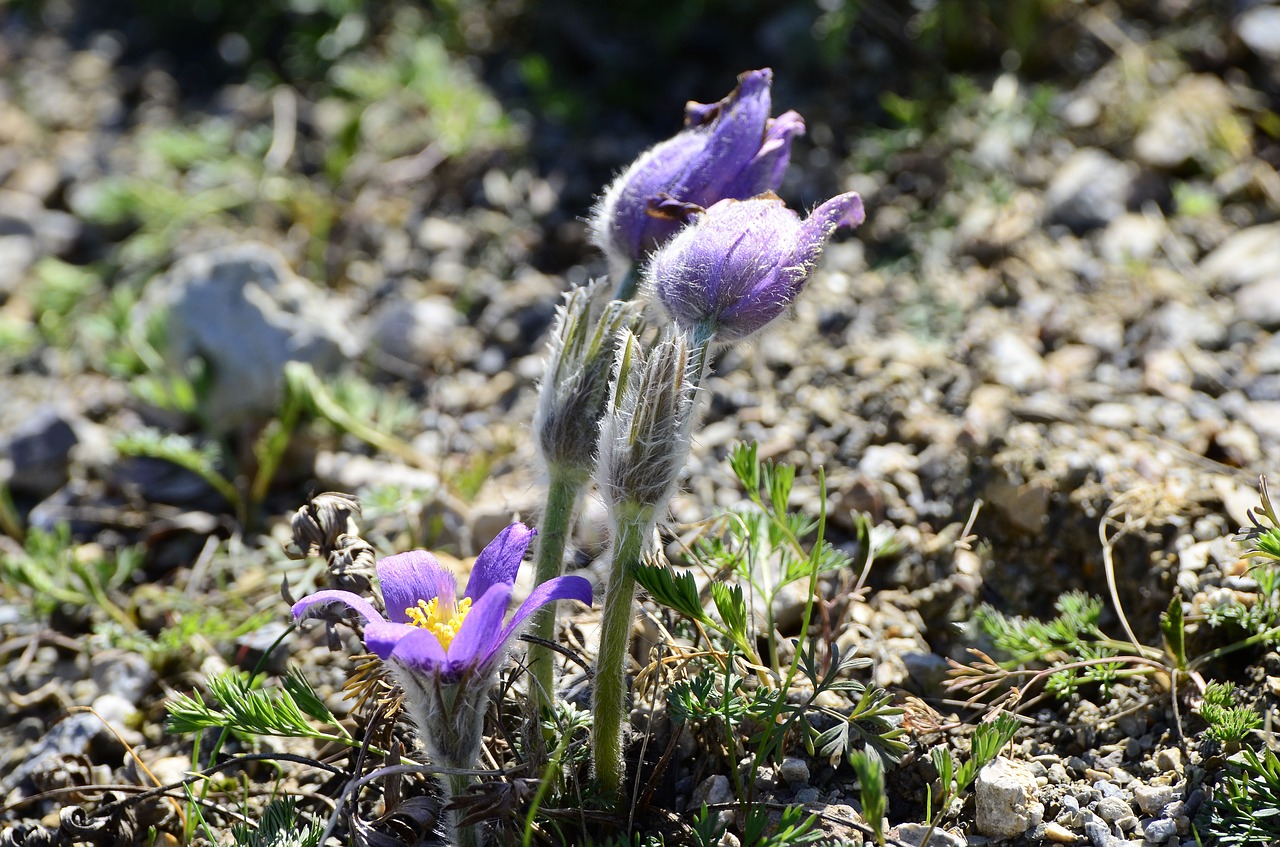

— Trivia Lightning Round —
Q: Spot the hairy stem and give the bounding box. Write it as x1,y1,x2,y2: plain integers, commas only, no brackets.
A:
591,514,648,801
527,469,584,720
444,771,482,847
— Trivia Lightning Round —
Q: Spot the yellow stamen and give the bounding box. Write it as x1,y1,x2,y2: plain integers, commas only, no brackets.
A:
404,596,472,651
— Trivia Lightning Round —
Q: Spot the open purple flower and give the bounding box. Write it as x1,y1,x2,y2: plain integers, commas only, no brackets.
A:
590,68,806,272
648,191,866,343
293,522,592,684
294,523,591,846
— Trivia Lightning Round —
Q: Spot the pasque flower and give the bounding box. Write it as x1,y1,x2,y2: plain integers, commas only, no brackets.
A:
294,523,592,846
649,191,865,343
590,68,805,272
294,523,590,684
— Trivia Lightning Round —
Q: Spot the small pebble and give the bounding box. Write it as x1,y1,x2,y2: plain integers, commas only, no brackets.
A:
1044,822,1078,843
1097,796,1131,822
1134,784,1180,816
794,787,820,804
1095,781,1126,799
896,822,967,847
1153,748,1183,774
779,756,810,785
1144,818,1178,843
1084,820,1112,847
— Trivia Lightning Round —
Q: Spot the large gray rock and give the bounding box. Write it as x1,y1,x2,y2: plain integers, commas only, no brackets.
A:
140,243,359,428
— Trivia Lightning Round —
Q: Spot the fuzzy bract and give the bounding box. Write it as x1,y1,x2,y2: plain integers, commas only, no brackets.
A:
590,68,805,271
534,282,639,481
648,191,865,343
596,330,696,530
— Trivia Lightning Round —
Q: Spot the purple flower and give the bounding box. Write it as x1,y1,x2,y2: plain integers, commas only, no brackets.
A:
293,523,593,683
590,68,806,270
648,192,866,343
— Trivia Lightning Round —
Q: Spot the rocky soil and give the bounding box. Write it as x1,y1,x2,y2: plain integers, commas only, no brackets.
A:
3,1,1280,845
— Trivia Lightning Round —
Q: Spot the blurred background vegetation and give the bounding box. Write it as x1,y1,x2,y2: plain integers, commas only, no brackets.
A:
10,0,1223,206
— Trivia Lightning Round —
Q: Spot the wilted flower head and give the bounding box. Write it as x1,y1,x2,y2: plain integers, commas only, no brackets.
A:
596,329,696,529
648,191,865,343
534,282,639,482
293,523,592,766
590,68,805,271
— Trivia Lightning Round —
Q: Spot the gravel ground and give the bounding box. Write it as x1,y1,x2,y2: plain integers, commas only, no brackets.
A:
3,2,1280,845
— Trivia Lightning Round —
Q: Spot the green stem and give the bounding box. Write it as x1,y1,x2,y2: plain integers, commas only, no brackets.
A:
527,469,585,719
612,264,641,301
591,513,648,802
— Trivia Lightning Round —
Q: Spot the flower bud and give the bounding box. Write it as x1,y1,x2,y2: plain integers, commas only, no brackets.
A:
648,191,865,343
589,69,806,272
534,282,640,482
596,329,696,527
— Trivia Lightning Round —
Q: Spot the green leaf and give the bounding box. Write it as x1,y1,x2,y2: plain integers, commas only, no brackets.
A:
283,667,336,725
728,442,760,498
1160,595,1187,671
231,797,322,847
633,562,709,625
710,582,747,647
931,745,954,794
851,749,887,847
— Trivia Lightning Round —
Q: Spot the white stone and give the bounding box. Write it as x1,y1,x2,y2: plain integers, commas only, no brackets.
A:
1134,783,1181,816
1200,224,1280,292
975,756,1045,838
690,774,734,827
896,822,966,847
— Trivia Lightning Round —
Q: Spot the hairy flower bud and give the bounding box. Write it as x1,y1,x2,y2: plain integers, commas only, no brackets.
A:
648,191,865,343
534,282,640,482
589,69,805,272
596,330,696,528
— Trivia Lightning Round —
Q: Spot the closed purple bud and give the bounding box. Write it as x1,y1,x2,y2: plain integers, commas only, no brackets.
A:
589,69,806,271
648,191,865,343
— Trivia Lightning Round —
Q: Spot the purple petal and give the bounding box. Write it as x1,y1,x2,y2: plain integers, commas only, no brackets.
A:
464,522,535,601
684,68,771,128
788,192,865,282
489,575,594,665
601,132,705,261
722,109,805,199
363,620,426,661
377,550,454,624
446,582,513,669
676,70,774,207
380,624,449,671
292,590,385,626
